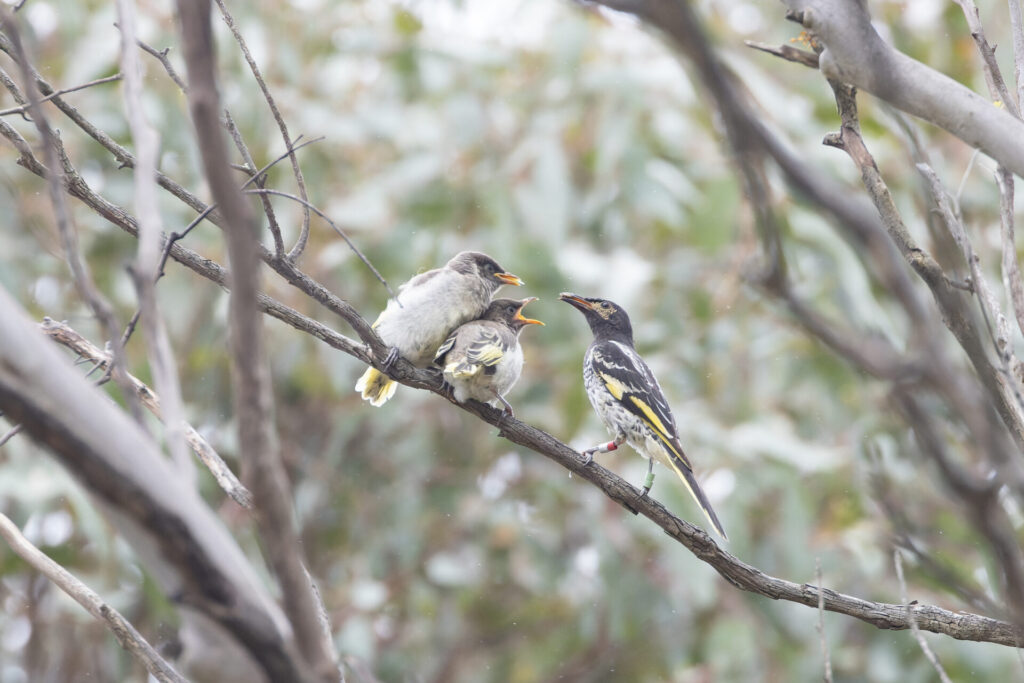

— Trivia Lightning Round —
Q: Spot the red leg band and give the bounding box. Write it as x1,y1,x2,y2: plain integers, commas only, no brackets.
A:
606,441,618,451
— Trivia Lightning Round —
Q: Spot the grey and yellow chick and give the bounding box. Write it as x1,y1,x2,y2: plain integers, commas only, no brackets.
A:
433,297,543,415
560,292,727,540
356,252,523,406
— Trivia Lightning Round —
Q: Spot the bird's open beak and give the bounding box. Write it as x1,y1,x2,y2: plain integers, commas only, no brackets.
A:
495,272,524,286
516,297,544,326
559,292,594,312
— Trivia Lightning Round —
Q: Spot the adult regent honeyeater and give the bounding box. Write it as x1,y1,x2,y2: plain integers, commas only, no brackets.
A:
560,292,727,540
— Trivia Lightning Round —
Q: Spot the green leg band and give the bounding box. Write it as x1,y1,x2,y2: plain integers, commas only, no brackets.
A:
643,471,655,490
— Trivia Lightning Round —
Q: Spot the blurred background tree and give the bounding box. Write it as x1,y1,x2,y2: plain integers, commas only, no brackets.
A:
2,0,1024,680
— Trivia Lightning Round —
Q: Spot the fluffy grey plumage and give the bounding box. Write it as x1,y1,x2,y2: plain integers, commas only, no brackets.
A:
560,292,728,540
433,297,543,414
356,252,522,406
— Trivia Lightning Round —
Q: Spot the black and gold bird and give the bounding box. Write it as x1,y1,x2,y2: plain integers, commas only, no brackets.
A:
559,292,727,540
433,297,544,415
355,252,523,406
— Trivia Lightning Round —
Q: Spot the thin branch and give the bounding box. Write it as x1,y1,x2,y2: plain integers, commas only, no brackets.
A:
743,40,819,69
894,549,954,683
0,73,122,117
116,0,192,479
0,513,187,683
40,318,253,509
816,558,834,683
1009,0,1024,111
0,11,142,421
136,40,188,92
996,168,1024,341
0,423,22,447
214,0,311,261
225,110,286,256
955,0,1020,117
244,187,397,302
175,2,338,680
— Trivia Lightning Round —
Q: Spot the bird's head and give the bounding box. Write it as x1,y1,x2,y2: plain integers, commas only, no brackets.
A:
448,251,523,290
484,297,544,332
559,293,633,341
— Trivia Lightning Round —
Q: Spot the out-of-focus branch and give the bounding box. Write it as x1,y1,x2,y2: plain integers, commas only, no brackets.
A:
225,111,286,255
0,73,121,117
214,0,311,261
0,513,187,683
0,14,141,420
116,0,192,479
996,169,1024,342
0,286,311,682
778,0,1024,178
955,0,1019,117
894,549,954,683
39,318,253,509
743,40,819,69
174,2,338,680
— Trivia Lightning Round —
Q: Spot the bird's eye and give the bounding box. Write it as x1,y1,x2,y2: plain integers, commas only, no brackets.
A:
600,302,610,309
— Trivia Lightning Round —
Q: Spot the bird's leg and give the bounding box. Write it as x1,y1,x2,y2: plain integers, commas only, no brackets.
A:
381,347,400,373
638,458,655,498
582,434,625,465
494,393,514,436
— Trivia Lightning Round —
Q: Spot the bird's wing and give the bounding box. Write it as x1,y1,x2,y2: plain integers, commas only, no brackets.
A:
589,340,691,470
433,331,458,365
399,267,442,293
465,325,511,367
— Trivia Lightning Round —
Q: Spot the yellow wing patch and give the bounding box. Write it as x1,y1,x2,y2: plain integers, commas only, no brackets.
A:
599,372,627,400
629,395,670,437
470,342,505,366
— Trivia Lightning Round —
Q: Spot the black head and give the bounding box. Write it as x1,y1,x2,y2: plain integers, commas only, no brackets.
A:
559,292,633,342
447,251,523,288
482,297,544,333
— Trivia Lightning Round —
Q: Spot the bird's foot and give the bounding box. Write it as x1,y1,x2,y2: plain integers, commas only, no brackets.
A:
581,448,596,466
381,347,400,373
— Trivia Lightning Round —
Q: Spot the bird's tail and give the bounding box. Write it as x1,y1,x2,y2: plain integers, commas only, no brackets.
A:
664,445,728,541
445,361,480,379
355,367,398,406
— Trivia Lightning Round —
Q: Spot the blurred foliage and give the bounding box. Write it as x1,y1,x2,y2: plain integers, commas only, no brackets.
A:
1,0,1023,680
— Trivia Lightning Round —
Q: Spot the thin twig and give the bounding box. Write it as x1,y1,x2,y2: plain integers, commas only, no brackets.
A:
0,10,142,422
0,73,122,117
0,513,187,683
40,318,254,508
1008,0,1024,111
175,2,337,677
894,549,953,683
744,40,819,69
996,168,1024,341
0,423,22,447
816,558,834,683
955,0,1020,117
136,41,187,92
214,0,311,261
245,187,396,300
225,110,286,255
116,0,192,479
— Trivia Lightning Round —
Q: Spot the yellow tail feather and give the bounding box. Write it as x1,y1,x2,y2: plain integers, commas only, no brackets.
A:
355,367,398,407
654,433,728,541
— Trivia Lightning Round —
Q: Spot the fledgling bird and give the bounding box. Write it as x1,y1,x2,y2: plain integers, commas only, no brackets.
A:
433,297,544,415
559,292,728,540
355,252,523,406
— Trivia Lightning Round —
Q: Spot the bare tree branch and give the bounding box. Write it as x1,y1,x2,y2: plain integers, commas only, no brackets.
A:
894,549,954,683
743,40,819,69
0,73,121,117
39,318,253,508
779,0,1024,178
816,558,834,683
116,0,192,480
0,286,312,682
174,2,339,680
214,0,311,261
0,513,187,683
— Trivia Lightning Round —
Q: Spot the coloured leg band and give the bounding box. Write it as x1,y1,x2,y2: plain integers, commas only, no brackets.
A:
606,441,618,452
643,471,655,489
